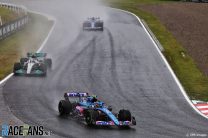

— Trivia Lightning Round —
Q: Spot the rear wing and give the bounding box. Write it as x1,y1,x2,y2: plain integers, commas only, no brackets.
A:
87,17,101,20
27,52,47,58
64,92,88,98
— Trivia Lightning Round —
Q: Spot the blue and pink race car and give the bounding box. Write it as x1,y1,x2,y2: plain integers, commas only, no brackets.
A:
58,92,136,127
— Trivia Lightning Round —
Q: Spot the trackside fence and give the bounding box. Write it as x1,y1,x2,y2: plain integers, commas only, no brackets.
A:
141,19,164,52
0,3,29,40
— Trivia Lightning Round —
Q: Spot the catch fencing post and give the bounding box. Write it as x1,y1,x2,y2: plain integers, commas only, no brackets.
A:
0,16,2,26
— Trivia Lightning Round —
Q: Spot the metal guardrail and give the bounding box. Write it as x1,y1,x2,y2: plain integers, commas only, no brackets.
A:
141,19,164,52
0,3,27,14
0,3,28,40
0,16,29,40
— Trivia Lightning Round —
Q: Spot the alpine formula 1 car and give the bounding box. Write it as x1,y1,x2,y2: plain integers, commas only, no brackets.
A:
13,52,52,76
58,92,136,127
83,17,104,31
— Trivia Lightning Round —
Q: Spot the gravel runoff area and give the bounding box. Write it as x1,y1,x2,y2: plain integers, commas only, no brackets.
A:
140,3,208,76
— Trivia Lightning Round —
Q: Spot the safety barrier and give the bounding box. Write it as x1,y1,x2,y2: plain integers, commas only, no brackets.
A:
0,3,27,14
0,3,28,40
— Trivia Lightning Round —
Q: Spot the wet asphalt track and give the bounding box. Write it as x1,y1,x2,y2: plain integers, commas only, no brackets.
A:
0,0,208,137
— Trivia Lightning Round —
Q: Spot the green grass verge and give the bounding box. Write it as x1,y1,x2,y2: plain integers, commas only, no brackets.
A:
0,13,53,80
103,0,208,101
0,7,21,24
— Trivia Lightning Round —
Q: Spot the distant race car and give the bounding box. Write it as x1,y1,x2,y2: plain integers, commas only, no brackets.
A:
58,92,136,127
13,52,52,76
83,17,104,31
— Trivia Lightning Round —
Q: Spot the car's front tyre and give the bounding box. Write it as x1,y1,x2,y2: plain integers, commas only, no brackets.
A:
118,109,132,121
13,63,22,75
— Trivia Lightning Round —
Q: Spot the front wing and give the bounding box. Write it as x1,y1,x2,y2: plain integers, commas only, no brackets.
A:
14,69,45,76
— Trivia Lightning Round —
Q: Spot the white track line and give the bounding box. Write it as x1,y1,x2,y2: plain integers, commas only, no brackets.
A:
0,5,56,86
113,8,208,120
0,73,14,86
27,10,56,53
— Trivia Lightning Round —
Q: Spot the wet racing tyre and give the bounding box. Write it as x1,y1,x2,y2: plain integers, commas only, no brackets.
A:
58,100,72,116
118,109,132,121
13,63,22,74
39,63,47,76
45,58,52,69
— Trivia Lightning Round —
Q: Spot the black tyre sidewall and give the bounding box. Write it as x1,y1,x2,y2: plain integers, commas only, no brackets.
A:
45,58,52,69
58,100,72,116
39,63,47,76
13,63,22,74
118,109,132,121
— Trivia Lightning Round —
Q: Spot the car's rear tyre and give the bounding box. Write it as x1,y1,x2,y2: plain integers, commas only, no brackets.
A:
45,58,52,69
100,23,104,31
85,109,99,126
58,100,72,116
13,63,22,74
118,109,132,121
132,116,136,125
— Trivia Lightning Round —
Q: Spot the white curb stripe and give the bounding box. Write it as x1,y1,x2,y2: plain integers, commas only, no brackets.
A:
0,4,56,86
201,110,208,113
197,106,208,109
113,8,208,120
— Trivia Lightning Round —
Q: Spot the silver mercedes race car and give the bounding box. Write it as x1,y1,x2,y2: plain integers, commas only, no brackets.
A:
83,17,104,31
13,52,52,76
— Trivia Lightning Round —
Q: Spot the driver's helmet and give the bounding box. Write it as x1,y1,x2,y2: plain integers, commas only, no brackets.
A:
92,95,97,98
91,95,98,103
86,95,97,103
